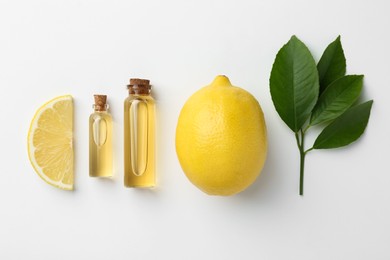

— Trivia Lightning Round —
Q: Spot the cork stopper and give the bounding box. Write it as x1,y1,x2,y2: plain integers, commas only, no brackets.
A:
93,94,108,111
127,78,151,95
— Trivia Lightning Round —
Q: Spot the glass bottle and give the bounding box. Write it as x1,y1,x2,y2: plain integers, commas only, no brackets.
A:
124,78,156,187
89,95,113,178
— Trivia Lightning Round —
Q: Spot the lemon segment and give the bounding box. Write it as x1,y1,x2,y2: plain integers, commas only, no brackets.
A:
176,76,267,196
27,95,74,190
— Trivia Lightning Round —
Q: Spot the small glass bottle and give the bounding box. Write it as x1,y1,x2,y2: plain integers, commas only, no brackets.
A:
124,78,156,187
89,95,113,178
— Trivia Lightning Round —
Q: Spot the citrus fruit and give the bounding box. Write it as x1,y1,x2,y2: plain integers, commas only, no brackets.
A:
175,75,267,196
27,95,74,190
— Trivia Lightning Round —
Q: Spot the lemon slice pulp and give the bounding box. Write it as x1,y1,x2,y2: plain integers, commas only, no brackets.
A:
27,95,74,190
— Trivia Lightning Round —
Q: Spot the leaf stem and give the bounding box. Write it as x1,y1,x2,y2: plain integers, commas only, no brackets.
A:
299,147,305,196
305,147,314,154
303,124,311,134
298,129,305,195
295,132,301,149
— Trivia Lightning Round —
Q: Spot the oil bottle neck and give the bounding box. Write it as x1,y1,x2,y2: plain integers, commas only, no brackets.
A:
93,105,109,112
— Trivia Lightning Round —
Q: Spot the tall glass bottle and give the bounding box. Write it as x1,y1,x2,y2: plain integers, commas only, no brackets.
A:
89,95,113,178
124,78,156,187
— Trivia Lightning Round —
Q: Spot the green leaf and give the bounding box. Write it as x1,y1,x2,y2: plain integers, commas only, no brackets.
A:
270,35,319,132
313,100,373,149
317,36,346,93
310,75,364,125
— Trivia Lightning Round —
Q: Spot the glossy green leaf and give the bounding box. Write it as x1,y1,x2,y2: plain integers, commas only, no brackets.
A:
270,35,319,132
310,75,363,125
313,100,373,149
317,36,346,93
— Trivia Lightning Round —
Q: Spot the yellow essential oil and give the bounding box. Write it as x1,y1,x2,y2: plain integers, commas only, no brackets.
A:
89,95,113,178
124,78,156,187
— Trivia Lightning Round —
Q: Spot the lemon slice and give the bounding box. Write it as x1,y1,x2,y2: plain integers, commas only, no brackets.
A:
27,95,74,190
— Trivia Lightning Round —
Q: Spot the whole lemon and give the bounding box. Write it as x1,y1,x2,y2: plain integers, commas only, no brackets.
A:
175,75,267,196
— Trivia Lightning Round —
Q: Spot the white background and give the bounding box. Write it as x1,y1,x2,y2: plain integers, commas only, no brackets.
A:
0,0,389,259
